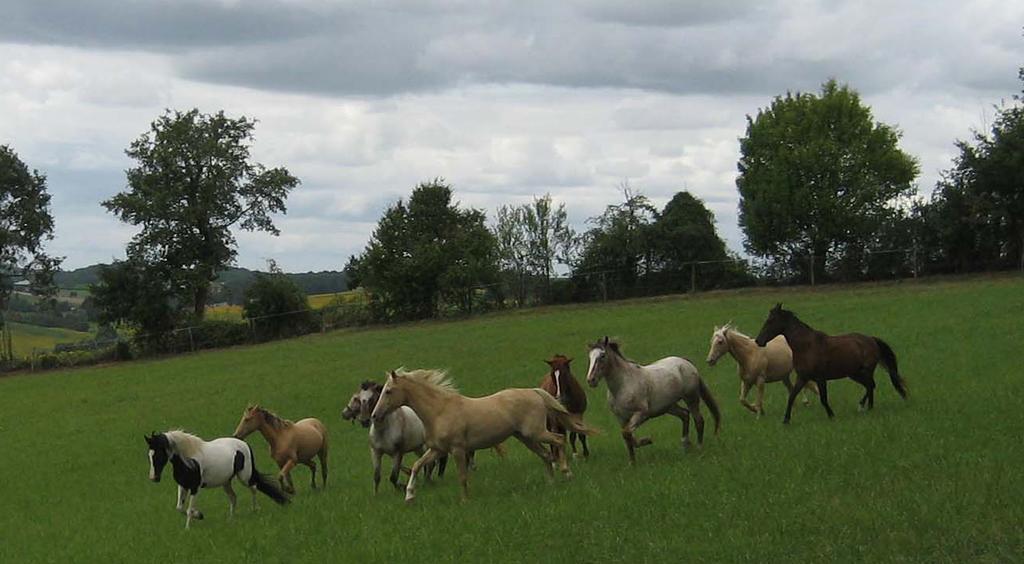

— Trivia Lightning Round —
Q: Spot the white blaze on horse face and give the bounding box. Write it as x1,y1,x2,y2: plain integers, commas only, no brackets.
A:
554,369,562,399
148,449,156,480
707,332,726,365
586,348,603,385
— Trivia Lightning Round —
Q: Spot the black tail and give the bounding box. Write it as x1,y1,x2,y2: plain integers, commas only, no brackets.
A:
698,378,721,435
874,337,908,399
246,445,289,505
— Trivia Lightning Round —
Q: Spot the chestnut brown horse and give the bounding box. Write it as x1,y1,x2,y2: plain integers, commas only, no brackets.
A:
539,355,589,459
754,303,908,424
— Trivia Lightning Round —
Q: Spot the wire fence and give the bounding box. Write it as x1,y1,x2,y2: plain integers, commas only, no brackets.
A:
8,243,1022,373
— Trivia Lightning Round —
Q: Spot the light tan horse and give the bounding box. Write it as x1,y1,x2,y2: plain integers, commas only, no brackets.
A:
233,405,328,495
706,323,818,415
371,368,597,503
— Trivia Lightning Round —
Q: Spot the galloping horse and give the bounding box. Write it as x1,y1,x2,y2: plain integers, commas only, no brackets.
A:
342,380,443,492
586,337,720,464
371,368,597,503
233,405,328,494
706,323,818,415
539,355,589,459
754,303,908,423
144,430,288,528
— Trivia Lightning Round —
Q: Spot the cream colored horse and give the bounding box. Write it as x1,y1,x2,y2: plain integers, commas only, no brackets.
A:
706,324,818,415
371,368,596,503
233,405,328,494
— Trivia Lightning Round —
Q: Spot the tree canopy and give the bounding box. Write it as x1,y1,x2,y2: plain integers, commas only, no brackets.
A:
493,194,575,305
103,109,299,319
737,79,919,281
0,145,61,308
348,179,497,320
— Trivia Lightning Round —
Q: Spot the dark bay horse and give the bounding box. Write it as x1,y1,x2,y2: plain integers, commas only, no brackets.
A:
754,303,908,423
539,355,589,459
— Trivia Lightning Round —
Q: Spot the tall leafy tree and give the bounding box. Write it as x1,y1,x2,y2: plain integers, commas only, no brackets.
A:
493,204,530,305
103,109,299,319
650,191,728,269
737,79,919,281
350,179,498,320
576,184,657,289
0,145,62,346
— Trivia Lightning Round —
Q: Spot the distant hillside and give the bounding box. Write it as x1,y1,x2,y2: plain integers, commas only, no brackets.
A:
54,264,347,304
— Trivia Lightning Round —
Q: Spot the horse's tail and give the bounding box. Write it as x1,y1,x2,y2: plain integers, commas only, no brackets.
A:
533,389,600,436
874,337,908,399
698,377,722,435
246,444,289,505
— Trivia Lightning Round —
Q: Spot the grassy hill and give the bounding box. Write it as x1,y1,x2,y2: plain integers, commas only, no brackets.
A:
0,275,1020,562
7,321,92,357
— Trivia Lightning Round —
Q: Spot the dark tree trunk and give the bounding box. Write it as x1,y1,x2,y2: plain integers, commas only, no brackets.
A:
193,282,209,320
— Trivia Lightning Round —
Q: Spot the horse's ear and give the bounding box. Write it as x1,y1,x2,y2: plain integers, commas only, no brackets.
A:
602,336,609,345
544,358,555,366
566,357,573,364
774,302,782,311
390,369,400,379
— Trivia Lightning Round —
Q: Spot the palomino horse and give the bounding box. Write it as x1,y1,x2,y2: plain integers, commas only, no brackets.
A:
233,405,328,494
371,368,597,503
754,303,908,424
586,337,720,464
539,355,589,459
706,323,819,415
144,430,288,528
342,380,444,493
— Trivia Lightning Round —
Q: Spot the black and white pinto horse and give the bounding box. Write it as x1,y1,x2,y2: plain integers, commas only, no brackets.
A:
145,430,288,528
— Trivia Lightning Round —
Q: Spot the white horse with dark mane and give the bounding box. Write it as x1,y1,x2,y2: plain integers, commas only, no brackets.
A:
144,430,288,528
586,337,721,464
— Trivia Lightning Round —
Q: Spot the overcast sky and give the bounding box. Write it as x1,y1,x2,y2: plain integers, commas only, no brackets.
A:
1,1,1021,272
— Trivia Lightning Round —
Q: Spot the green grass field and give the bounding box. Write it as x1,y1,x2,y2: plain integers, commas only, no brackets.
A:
7,321,92,357
1,276,1021,562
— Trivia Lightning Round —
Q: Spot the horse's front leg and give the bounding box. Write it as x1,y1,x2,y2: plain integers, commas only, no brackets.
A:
755,378,767,416
390,452,405,491
278,458,297,494
783,376,808,424
370,447,383,494
176,485,188,514
185,490,201,529
622,411,650,464
405,448,442,503
817,379,835,418
739,379,757,413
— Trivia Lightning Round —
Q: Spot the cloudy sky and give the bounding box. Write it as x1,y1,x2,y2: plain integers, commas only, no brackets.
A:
1,0,1021,272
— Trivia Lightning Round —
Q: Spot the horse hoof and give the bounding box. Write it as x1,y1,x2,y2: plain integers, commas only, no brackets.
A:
782,419,790,425
191,510,204,520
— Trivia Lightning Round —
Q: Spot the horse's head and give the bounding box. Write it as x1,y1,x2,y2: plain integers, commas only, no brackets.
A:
585,336,617,388
355,381,382,428
341,392,360,424
706,323,732,366
545,354,574,403
233,405,264,439
755,303,792,346
144,432,170,483
371,370,406,423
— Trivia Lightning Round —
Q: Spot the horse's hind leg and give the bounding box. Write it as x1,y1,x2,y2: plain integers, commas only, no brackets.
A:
223,483,237,517
317,447,328,488
540,430,572,478
451,448,471,501
684,399,706,445
667,404,692,449
568,430,579,458
514,433,557,479
577,433,590,459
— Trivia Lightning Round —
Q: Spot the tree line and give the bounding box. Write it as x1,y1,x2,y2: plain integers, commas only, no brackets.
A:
1,65,1022,347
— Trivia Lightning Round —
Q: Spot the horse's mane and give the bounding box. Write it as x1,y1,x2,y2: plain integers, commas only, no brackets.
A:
164,430,203,458
721,323,752,341
599,339,639,366
253,405,293,429
394,367,458,394
360,380,381,391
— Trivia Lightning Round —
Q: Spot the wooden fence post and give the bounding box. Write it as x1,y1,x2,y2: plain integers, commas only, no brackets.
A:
690,263,697,294
187,327,195,352
809,255,816,286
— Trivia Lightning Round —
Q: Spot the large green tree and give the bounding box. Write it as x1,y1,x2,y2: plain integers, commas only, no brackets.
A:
575,184,658,292
650,191,728,269
103,109,299,319
349,179,498,320
0,146,61,330
737,79,919,281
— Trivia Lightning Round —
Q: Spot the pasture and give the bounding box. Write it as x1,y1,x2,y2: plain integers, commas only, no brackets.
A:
0,275,1021,562
7,321,92,357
